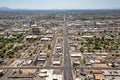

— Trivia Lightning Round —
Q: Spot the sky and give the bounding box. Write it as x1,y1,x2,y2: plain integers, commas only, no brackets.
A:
0,0,120,9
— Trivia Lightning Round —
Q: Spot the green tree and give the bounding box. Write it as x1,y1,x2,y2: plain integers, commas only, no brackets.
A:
0,72,3,77
48,44,51,50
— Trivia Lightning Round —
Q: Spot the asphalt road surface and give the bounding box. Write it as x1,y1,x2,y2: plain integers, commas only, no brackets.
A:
63,23,73,80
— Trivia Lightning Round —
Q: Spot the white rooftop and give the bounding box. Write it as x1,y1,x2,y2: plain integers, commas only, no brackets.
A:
71,53,81,57
53,61,61,65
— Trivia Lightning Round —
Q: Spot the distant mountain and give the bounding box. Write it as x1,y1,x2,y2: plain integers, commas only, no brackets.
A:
0,7,11,10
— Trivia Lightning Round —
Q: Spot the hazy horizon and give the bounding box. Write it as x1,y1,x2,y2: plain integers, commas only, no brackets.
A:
0,0,120,10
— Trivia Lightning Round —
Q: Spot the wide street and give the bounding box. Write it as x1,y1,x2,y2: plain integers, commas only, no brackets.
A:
63,23,73,80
